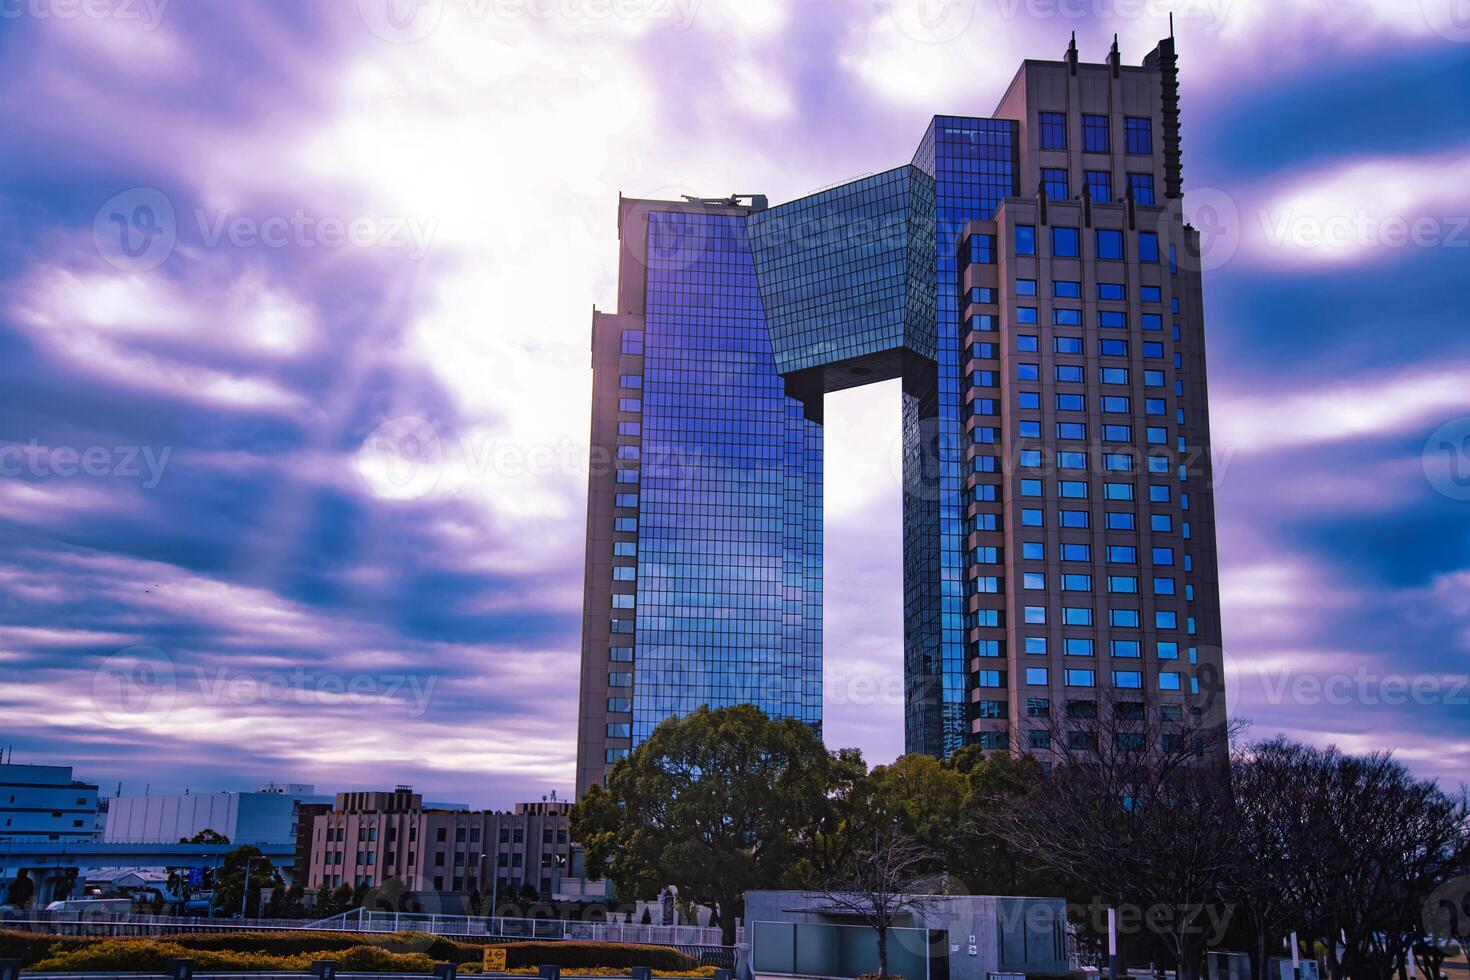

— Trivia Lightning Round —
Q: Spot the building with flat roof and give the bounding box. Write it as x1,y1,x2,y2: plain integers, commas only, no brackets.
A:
303,788,571,899
577,34,1226,791
103,783,333,849
746,890,1069,980
0,763,100,841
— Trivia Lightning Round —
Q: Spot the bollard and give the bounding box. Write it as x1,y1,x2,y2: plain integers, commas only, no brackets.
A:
632,968,652,980
310,959,339,979
164,957,195,980
714,969,731,980
0,959,20,980
433,964,458,980
539,965,562,980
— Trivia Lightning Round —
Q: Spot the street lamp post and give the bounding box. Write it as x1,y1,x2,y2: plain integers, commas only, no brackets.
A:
1108,907,1119,980
477,853,500,935
240,857,257,918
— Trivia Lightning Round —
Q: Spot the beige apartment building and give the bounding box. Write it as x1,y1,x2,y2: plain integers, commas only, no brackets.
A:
303,787,571,897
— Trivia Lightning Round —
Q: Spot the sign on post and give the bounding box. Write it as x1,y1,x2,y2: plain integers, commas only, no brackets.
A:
310,959,338,979
433,964,458,980
0,958,21,980
485,947,508,972
164,958,195,980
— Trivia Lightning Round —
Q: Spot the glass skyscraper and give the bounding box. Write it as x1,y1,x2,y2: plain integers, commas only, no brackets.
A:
576,36,1225,792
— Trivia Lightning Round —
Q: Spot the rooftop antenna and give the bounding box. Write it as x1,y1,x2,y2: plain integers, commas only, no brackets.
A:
1169,12,1174,38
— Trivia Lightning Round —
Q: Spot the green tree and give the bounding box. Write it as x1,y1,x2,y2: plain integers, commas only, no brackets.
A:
211,845,280,916
948,748,1062,896
180,828,230,845
572,704,848,944
265,882,307,918
5,870,35,909
858,753,968,876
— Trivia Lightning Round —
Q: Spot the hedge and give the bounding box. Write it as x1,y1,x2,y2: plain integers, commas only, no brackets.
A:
28,939,439,974
499,941,698,970
164,933,698,969
0,931,87,967
1,929,700,973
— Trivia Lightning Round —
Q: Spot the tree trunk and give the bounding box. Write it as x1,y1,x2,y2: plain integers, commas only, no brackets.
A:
877,925,889,978
717,898,737,947
1255,923,1271,980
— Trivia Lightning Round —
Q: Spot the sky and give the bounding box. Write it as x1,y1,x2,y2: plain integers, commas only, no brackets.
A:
1,0,1468,809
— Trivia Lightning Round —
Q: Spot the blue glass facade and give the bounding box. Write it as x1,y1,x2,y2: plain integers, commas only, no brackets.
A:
748,166,936,376
633,211,822,741
905,117,1018,757
582,42,1223,791
590,119,1018,763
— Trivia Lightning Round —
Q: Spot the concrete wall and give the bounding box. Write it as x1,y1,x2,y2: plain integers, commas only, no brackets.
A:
104,791,331,845
745,891,1069,980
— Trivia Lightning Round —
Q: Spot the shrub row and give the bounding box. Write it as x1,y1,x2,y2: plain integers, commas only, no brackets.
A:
28,938,439,974
499,941,698,970
0,929,700,972
0,931,87,967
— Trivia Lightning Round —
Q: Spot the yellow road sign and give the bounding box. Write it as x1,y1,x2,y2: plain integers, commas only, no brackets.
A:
484,948,507,973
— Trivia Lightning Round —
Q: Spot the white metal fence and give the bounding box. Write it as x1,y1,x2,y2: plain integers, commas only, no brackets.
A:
0,907,732,947
328,907,728,945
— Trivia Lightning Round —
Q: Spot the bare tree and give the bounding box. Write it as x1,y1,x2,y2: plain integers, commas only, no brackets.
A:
1230,738,1470,980
812,819,942,980
1231,738,1313,980
984,691,1245,980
